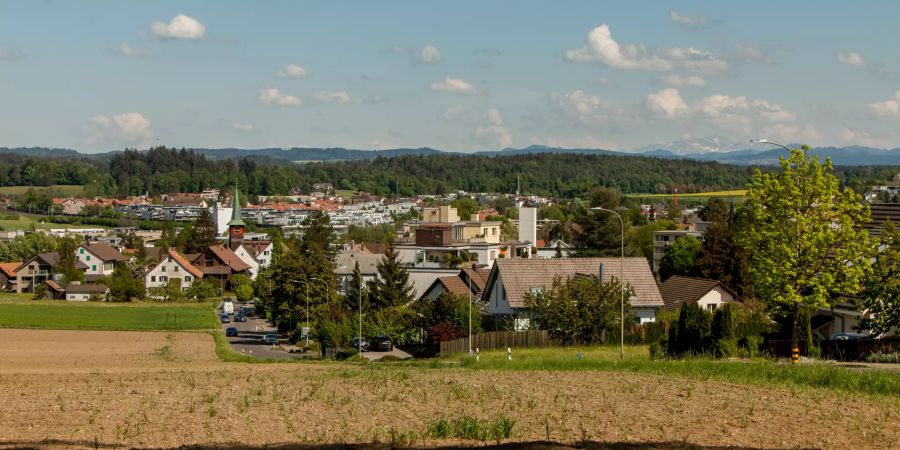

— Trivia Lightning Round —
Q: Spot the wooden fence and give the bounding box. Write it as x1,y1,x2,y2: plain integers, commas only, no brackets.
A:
440,330,553,355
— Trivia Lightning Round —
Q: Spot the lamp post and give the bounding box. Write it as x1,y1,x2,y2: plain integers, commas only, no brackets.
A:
591,206,625,360
749,138,792,152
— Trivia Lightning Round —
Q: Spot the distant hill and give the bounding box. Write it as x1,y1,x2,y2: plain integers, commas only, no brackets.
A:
191,147,445,161
0,147,85,159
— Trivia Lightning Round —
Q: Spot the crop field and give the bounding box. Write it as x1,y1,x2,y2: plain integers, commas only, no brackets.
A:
625,190,747,202
0,184,84,196
0,329,896,449
0,299,218,331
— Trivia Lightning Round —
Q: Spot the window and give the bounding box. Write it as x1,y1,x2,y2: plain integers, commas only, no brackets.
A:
530,287,543,295
151,276,156,282
184,276,192,282
86,255,91,261
79,248,84,254
160,276,168,282
92,265,96,271
174,266,179,272
492,227,497,236
634,317,642,325
162,266,166,272
706,304,718,312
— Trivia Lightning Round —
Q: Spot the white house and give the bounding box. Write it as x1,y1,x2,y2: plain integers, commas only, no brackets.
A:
659,276,738,312
145,249,203,292
482,257,665,330
64,282,109,302
232,245,261,279
76,242,129,280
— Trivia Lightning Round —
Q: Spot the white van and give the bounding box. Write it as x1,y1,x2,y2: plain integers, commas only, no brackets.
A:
222,300,234,315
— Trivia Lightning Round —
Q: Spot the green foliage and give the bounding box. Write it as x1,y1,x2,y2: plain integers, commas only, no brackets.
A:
857,223,900,335
415,292,481,347
668,303,712,357
698,217,749,296
55,236,85,285
629,219,676,263
370,245,413,310
369,305,417,344
658,235,702,281
736,148,874,339
185,209,217,254
450,197,479,220
342,224,395,245
105,263,144,302
524,275,632,345
0,232,59,262
185,279,219,302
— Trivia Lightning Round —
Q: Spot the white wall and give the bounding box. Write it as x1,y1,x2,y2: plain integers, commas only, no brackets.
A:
233,245,260,279
214,204,232,235
633,307,657,324
66,293,91,302
145,256,197,291
76,247,115,276
696,286,734,312
518,207,537,246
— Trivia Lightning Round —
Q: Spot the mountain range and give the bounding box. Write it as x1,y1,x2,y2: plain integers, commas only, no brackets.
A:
2,139,900,166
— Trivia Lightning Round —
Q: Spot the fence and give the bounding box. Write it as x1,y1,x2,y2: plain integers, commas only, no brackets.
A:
440,330,553,355
768,338,900,361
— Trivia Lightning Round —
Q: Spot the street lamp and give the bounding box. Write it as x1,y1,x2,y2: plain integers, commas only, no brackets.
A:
750,138,792,152
292,280,311,347
591,206,625,360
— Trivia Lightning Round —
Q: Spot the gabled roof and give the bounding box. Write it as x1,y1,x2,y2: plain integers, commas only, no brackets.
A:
65,283,109,294
208,245,251,272
436,276,473,297
164,249,204,279
460,266,489,292
659,275,738,310
82,243,128,262
334,250,384,275
0,262,21,278
17,252,88,273
484,257,664,309
864,203,900,239
45,280,64,292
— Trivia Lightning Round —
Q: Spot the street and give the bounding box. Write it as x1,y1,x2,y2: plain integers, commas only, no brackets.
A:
220,315,302,360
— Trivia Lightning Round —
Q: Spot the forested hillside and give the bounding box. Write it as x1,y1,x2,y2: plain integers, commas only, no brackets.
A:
0,146,896,198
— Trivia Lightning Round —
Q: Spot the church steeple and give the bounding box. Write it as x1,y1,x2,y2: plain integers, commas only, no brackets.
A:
227,185,246,249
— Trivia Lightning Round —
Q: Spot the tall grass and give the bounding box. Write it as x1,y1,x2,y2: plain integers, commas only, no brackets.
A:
412,346,900,398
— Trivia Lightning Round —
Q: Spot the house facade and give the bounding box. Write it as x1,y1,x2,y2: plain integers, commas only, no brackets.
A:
15,252,87,293
64,282,109,301
145,249,203,291
76,242,128,279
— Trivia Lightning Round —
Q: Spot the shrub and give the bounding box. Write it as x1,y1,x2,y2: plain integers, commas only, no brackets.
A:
866,352,900,363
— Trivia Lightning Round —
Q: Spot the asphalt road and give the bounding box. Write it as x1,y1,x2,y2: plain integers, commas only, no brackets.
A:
220,315,301,360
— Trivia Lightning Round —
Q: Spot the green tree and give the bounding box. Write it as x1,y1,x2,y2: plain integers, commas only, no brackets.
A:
658,236,702,281
736,147,874,342
299,211,337,258
0,232,59,262
370,245,413,310
857,223,900,335
524,275,631,345
186,209,217,253
698,217,748,296
415,292,481,347
105,263,144,302
572,187,638,257
344,260,368,312
185,278,218,302
667,303,712,357
450,197,479,220
55,236,85,285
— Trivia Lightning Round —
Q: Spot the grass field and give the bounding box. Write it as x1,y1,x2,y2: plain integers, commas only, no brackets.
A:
0,300,218,331
0,214,107,231
625,189,747,201
0,184,84,196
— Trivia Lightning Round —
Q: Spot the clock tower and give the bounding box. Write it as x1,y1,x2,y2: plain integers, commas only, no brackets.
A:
227,186,247,250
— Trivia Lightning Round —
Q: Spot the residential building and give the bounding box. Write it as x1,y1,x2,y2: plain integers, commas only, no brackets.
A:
534,239,574,258
334,249,384,294
482,257,664,330
64,282,109,302
76,242,128,280
659,276,738,312
0,262,21,291
186,245,252,289
15,252,87,293
652,229,703,273
145,249,203,292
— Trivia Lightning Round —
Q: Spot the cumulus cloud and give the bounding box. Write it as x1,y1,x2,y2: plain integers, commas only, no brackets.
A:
419,45,441,64
313,91,351,104
646,88,688,119
474,108,513,148
733,43,774,65
277,64,307,78
443,104,467,120
836,52,865,67
839,128,889,147
431,77,477,94
552,90,611,124
662,74,706,87
86,112,153,146
232,122,257,132
118,43,152,58
694,94,796,128
149,14,206,39
258,88,302,106
565,24,727,74
868,91,900,117
670,11,706,26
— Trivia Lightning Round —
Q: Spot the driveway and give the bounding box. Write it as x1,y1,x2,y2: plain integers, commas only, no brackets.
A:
359,346,413,361
220,316,301,360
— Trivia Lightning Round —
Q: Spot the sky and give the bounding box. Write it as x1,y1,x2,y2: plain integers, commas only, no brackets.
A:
3,0,900,153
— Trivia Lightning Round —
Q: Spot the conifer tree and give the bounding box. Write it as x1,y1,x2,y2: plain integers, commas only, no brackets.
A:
371,245,413,309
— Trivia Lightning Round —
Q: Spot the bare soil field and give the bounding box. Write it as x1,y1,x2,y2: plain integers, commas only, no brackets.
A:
0,329,897,450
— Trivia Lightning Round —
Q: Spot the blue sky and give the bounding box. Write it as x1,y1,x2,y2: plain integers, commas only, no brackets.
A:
3,0,900,152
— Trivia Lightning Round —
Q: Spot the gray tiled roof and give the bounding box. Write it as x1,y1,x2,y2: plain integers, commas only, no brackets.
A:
659,276,734,310
490,257,664,309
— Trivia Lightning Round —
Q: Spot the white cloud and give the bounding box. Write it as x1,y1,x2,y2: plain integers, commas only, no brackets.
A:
86,112,153,146
646,88,688,119
118,43,151,58
839,128,889,147
313,91,351,104
565,24,727,74
670,11,707,26
552,90,611,124
443,104,467,120
431,77,477,94
836,52,865,67
531,135,618,150
869,91,900,117
733,43,774,65
662,74,706,87
277,64,307,78
149,14,206,40
258,88,302,106
419,45,441,64
694,94,796,130
232,122,257,132
594,77,613,86
474,108,513,148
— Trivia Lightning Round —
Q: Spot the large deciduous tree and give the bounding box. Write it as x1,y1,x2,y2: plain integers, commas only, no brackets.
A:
857,224,900,336
736,147,873,341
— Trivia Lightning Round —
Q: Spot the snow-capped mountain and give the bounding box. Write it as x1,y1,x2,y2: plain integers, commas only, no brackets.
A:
636,136,750,155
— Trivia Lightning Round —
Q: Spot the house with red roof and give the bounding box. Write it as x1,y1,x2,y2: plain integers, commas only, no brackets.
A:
145,249,203,292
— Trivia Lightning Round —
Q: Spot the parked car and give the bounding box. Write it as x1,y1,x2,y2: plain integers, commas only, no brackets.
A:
263,332,278,345
219,313,231,323
241,305,255,316
225,327,239,337
370,335,393,352
234,312,247,322
351,337,369,352
830,332,869,341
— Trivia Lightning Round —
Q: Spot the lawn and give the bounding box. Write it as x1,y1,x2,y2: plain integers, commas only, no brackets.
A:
0,184,84,196
416,346,900,398
0,299,218,331
0,214,108,231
